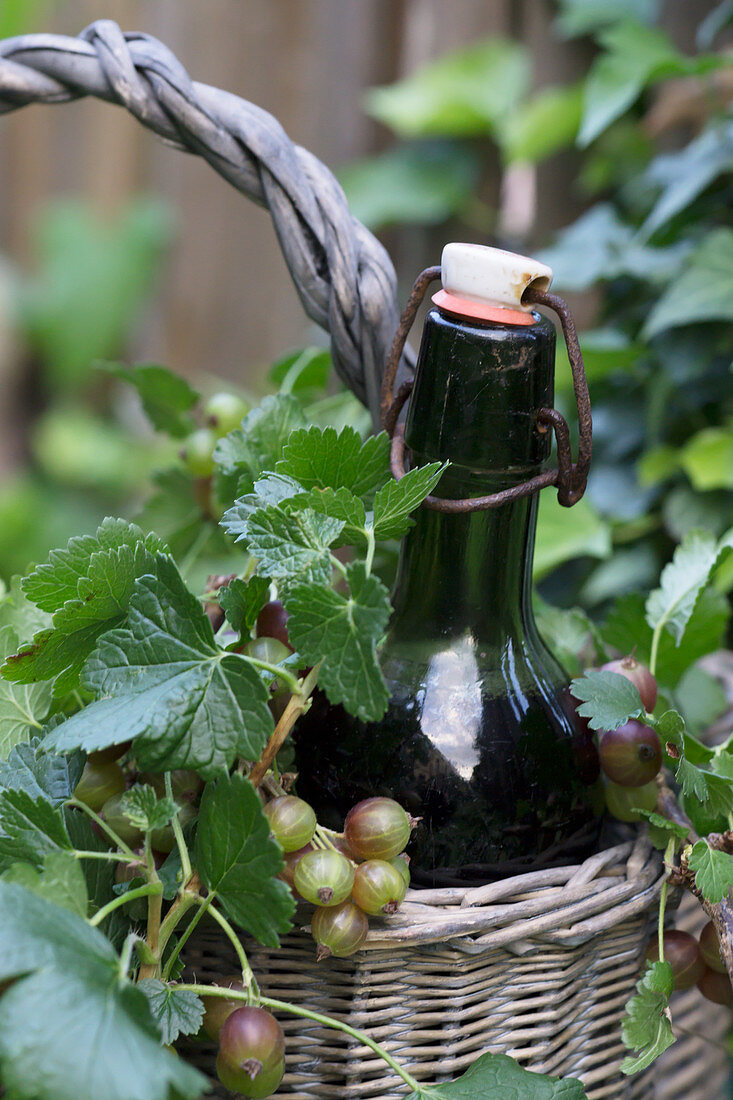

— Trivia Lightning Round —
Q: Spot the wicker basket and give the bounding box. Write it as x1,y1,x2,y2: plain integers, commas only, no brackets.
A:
183,835,666,1099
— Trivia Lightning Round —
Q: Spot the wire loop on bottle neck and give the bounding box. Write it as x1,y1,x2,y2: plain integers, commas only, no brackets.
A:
381,267,592,510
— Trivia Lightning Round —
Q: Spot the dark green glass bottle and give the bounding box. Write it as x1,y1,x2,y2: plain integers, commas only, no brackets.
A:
294,260,600,886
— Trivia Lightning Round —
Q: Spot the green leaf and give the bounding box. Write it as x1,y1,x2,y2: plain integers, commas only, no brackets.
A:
503,84,584,165
639,119,733,240
535,601,604,679
554,0,661,37
218,576,271,635
0,0,51,37
644,229,733,338
0,626,53,758
268,347,332,396
0,737,84,805
291,487,368,546
195,773,294,948
276,425,391,499
0,882,205,1100
371,463,446,540
570,669,645,731
2,850,88,918
578,22,681,146
100,361,200,439
213,394,306,479
4,520,168,695
620,960,674,1074
603,588,729,688
634,810,689,851
238,506,344,588
120,786,177,834
646,528,733,644
137,980,204,1045
45,557,274,779
0,789,72,872
63,810,117,925
407,1051,587,1098
339,142,480,229
286,563,391,721
534,491,611,578
0,574,52,641
689,840,733,902
680,426,733,492
675,665,728,735
365,40,529,139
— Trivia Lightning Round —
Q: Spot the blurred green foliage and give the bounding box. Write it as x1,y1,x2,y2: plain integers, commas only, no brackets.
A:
341,0,733,615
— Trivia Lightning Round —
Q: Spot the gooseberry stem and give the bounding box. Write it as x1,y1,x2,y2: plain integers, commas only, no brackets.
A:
90,881,162,927
205,905,259,1000
164,772,193,886
161,894,214,982
67,797,136,858
177,983,422,1094
249,663,321,788
241,655,301,695
658,836,677,962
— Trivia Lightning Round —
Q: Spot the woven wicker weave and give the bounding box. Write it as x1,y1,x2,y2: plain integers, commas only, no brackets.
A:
183,835,665,1099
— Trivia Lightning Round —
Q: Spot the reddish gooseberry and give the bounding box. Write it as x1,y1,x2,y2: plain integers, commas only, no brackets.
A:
217,1006,285,1096
600,656,657,713
599,720,662,787
311,900,369,960
74,759,126,813
352,859,407,916
700,921,726,975
344,797,413,862
698,967,733,1006
201,976,246,1040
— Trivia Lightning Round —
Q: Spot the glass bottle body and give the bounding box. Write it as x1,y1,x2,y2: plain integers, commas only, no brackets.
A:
294,307,600,885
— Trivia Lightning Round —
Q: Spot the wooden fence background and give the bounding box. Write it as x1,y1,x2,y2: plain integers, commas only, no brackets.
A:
0,0,711,474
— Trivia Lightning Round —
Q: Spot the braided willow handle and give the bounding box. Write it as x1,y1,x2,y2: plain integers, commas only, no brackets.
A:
0,19,411,422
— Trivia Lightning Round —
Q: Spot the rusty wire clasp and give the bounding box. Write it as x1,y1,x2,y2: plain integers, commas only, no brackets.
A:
380,266,592,512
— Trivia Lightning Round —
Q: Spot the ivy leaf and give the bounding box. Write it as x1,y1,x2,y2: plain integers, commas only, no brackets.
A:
213,394,306,478
218,576,271,635
570,669,645,731
4,521,168,695
2,850,88,918
621,960,674,1074
0,625,53,759
286,563,391,722
644,228,733,338
119,786,177,834
45,557,274,779
276,425,390,499
645,528,733,645
688,840,733,903
407,1051,587,1098
195,773,294,948
0,883,205,1100
0,737,85,806
240,506,344,588
372,462,447,540
0,789,72,872
137,980,204,1045
100,361,200,438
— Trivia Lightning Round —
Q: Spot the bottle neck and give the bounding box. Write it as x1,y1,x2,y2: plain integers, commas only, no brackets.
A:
389,486,539,646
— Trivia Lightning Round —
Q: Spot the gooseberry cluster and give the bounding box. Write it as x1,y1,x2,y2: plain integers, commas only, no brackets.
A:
578,655,663,823
645,924,733,1006
265,793,414,960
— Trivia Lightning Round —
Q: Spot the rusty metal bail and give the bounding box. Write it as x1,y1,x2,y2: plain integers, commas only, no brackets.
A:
381,265,592,511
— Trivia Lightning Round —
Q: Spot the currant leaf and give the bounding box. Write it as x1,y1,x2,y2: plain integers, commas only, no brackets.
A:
275,425,390,498
0,738,84,806
218,576,271,634
137,979,205,1045
2,850,88,918
119,786,177,834
407,1051,587,1098
620,960,675,1074
570,669,645,731
0,626,53,759
213,394,306,478
195,773,294,947
688,840,733,903
372,461,447,540
100,361,200,438
645,528,733,645
240,506,344,587
0,790,72,873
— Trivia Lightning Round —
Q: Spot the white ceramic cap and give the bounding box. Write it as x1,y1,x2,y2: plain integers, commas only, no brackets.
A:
440,243,553,314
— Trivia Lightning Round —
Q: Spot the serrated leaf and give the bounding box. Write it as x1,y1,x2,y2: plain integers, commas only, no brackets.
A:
0,626,53,758
120,785,177,833
218,576,271,634
45,557,274,779
137,980,204,1045
689,840,733,902
2,850,88,918
372,462,447,540
621,960,674,1074
286,562,391,721
407,1051,587,1098
0,789,72,872
220,474,305,541
242,506,344,588
101,361,200,438
5,522,168,695
0,737,84,805
0,882,205,1100
646,528,733,645
634,810,689,850
276,425,391,499
213,394,306,478
570,669,645,731
195,773,294,948
290,486,368,545
0,575,52,641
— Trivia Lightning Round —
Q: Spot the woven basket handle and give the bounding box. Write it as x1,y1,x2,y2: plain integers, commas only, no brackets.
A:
0,19,410,424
